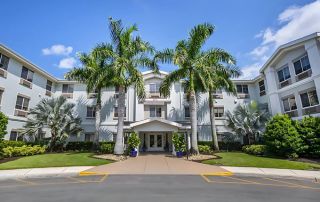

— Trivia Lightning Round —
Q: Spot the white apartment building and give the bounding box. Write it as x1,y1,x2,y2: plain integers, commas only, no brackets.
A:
0,32,319,152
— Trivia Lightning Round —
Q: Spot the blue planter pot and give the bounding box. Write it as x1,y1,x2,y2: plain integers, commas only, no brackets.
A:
176,151,183,158
130,150,138,157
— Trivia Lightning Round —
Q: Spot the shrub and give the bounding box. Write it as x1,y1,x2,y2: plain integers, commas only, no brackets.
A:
99,142,115,154
2,140,26,148
127,132,141,151
65,141,94,151
2,145,46,158
198,141,242,151
264,114,305,158
242,145,266,156
0,112,8,140
295,116,320,158
172,133,185,152
198,145,212,154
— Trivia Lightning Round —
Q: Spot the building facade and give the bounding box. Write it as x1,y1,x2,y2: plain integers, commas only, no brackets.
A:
0,32,319,152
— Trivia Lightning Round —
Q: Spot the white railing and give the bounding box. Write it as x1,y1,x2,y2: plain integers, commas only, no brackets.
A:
0,68,7,78
302,104,320,115
237,93,250,99
14,109,28,117
278,78,291,89
296,69,312,82
20,78,32,89
284,109,298,117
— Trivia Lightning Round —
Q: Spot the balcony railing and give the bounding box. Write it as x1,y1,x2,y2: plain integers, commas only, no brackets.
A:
14,109,28,118
0,68,7,78
296,69,312,82
278,79,291,89
87,93,97,99
62,93,73,99
146,91,164,99
237,93,250,99
213,94,223,99
20,78,32,89
284,110,298,118
302,105,320,115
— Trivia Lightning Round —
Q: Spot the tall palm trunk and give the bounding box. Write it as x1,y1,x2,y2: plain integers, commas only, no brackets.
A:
189,90,199,154
114,86,126,154
94,91,102,149
209,90,219,151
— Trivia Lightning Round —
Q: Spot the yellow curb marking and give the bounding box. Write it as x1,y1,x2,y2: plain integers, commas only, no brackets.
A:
201,172,233,176
79,171,108,176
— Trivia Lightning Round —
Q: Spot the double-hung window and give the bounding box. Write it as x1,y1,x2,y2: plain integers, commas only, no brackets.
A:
184,106,190,119
86,106,96,118
259,80,266,96
21,66,34,82
282,96,297,112
0,53,10,70
15,95,30,111
277,66,291,83
46,80,52,92
293,55,311,75
150,106,162,118
149,83,160,93
214,107,224,117
300,90,319,108
236,85,248,94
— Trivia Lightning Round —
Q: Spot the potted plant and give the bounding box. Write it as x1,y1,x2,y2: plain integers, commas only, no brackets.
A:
172,133,185,158
127,132,141,157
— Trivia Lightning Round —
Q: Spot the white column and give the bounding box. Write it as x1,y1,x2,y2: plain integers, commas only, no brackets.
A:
294,91,302,117
265,67,282,115
305,39,320,98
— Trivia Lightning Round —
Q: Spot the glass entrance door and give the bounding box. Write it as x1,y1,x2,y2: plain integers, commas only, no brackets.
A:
148,134,164,151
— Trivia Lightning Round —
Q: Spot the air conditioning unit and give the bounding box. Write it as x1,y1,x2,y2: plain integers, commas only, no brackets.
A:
296,69,312,81
237,94,250,99
20,78,32,89
0,68,7,78
280,79,290,88
45,90,52,97
15,109,28,117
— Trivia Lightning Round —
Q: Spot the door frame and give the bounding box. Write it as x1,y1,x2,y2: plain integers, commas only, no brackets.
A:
146,133,164,151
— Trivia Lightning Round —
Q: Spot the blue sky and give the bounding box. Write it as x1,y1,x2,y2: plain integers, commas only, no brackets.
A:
1,0,319,79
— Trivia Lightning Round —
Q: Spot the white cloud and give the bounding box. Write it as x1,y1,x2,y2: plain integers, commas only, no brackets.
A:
242,0,320,79
42,44,73,56
58,57,77,69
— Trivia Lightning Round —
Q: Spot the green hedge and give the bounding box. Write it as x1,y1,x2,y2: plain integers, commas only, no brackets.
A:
2,145,46,158
66,141,94,151
2,140,26,148
99,142,115,154
198,145,212,154
242,145,267,156
198,141,242,151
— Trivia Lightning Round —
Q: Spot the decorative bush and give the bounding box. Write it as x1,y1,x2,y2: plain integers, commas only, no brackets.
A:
0,112,8,140
65,141,94,151
2,145,46,158
242,145,266,156
127,132,141,151
99,142,115,154
295,116,320,158
2,140,26,148
172,133,185,152
198,145,212,154
198,141,242,151
264,114,305,158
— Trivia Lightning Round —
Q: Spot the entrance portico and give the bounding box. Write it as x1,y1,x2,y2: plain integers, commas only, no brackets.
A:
124,118,190,152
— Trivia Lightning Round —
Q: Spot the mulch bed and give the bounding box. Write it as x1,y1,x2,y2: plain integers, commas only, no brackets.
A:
0,156,21,164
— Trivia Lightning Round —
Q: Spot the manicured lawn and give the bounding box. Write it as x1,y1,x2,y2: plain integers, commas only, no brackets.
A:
203,152,320,170
0,153,111,170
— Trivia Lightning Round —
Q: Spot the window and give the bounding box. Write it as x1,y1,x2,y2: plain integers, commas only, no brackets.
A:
149,83,160,93
150,106,162,117
236,85,248,94
300,90,319,108
214,107,224,117
0,88,3,105
184,106,190,118
282,96,297,112
46,80,52,92
259,80,266,96
15,95,30,111
21,66,34,82
62,84,74,93
114,107,126,117
294,55,311,75
277,66,291,83
9,131,18,141
86,106,96,118
85,133,94,142
0,53,10,70
115,86,119,93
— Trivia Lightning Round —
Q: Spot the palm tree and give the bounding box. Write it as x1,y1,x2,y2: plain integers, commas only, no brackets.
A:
226,101,269,145
156,23,232,154
65,45,113,148
23,96,83,151
102,18,157,155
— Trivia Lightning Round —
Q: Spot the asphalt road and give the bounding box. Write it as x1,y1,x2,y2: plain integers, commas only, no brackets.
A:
0,175,319,202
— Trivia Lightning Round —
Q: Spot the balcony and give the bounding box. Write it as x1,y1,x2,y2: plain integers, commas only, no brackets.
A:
0,68,7,78
14,109,28,118
302,105,320,115
237,93,250,99
278,79,291,89
146,91,162,99
284,110,298,118
295,69,312,82
213,94,223,99
20,78,32,89
62,93,73,99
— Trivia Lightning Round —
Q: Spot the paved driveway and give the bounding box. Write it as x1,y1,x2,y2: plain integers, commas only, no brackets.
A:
83,153,228,175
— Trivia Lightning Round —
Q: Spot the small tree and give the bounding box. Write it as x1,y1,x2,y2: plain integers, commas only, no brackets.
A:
127,132,141,151
0,112,8,140
264,114,305,158
172,133,185,152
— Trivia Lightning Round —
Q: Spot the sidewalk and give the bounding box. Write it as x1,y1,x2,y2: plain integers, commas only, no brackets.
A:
222,166,320,179
0,166,93,180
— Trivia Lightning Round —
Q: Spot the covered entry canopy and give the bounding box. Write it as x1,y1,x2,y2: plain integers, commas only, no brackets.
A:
124,118,190,132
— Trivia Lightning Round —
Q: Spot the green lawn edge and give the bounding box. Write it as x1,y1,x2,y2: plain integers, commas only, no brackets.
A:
0,152,112,170
202,152,320,170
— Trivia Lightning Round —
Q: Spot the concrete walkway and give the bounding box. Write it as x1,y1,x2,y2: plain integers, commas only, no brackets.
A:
83,153,228,175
